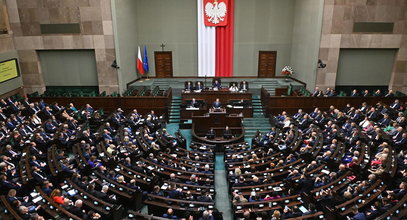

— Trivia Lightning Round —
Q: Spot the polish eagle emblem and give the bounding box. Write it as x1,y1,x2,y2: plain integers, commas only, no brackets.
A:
205,0,227,25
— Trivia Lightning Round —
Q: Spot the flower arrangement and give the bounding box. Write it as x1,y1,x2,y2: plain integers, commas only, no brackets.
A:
281,66,293,76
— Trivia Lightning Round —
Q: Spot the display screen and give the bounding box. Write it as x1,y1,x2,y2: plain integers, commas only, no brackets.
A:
0,59,20,83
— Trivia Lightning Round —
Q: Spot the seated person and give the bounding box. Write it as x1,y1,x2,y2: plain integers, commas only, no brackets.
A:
189,98,200,108
195,81,204,92
229,82,239,92
206,128,215,139
240,81,249,91
213,98,222,109
184,81,194,91
223,126,232,139
212,79,221,90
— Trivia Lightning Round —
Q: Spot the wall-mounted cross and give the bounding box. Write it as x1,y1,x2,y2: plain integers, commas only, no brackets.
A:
160,43,166,51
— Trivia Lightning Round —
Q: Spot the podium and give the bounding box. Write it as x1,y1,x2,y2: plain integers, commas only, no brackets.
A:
191,108,244,152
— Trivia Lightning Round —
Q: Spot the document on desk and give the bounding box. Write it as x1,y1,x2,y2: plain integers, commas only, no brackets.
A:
186,107,199,110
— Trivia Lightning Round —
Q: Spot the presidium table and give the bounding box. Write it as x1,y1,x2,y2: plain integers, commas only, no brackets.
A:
181,89,251,151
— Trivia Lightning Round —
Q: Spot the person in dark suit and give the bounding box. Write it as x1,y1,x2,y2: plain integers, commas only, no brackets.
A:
350,89,359,97
384,89,394,97
212,80,221,90
0,108,7,121
373,89,382,97
378,114,391,127
206,128,215,139
367,107,379,121
223,126,232,139
297,174,314,193
240,81,249,91
0,174,20,190
167,184,183,199
42,106,53,119
390,99,401,110
362,90,370,97
189,98,200,108
32,166,48,184
195,81,204,91
213,98,222,109
163,208,178,219
185,81,194,91
312,87,321,97
395,133,407,149
68,200,88,219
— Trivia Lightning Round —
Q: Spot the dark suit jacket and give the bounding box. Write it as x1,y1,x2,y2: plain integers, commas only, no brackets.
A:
213,101,222,108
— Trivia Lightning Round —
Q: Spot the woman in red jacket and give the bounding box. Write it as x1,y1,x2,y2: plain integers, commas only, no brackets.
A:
50,189,64,205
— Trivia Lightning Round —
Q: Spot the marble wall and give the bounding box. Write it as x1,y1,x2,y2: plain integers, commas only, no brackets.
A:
5,0,118,94
316,0,407,93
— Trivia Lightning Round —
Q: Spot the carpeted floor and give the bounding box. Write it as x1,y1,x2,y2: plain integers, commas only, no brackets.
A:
215,154,233,220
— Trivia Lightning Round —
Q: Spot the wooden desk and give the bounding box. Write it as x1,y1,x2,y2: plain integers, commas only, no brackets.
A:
191,111,244,151
29,88,173,119
181,89,251,104
261,87,407,115
181,106,252,119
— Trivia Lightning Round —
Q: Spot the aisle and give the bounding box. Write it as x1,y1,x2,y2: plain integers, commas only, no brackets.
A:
215,153,233,220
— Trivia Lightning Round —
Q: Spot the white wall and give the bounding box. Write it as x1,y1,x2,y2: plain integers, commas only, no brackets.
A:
290,0,324,90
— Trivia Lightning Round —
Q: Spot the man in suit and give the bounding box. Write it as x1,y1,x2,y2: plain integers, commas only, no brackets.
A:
185,81,193,91
360,89,369,97
298,174,314,193
367,107,379,121
212,80,221,90
384,89,394,97
32,166,48,184
206,128,215,139
324,88,334,97
168,184,184,199
68,200,88,219
298,114,311,130
240,81,249,91
293,109,304,121
189,98,200,108
350,89,359,97
312,87,321,97
0,108,7,121
212,98,222,109
394,133,407,149
359,102,369,114
223,126,232,139
351,206,367,220
98,185,116,203
390,99,401,110
195,81,204,91
378,114,391,127
373,89,382,97
163,208,178,219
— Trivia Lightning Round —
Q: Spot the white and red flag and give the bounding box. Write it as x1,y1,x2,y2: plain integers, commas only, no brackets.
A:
137,46,144,75
198,0,234,77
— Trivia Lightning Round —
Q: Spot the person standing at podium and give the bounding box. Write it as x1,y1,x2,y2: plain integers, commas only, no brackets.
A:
213,98,222,109
190,98,200,108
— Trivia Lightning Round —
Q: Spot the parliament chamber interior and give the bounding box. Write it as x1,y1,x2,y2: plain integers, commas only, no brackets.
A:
0,0,407,220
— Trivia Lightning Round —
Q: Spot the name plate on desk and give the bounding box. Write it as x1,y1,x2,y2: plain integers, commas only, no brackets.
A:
233,106,243,109
186,107,199,110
